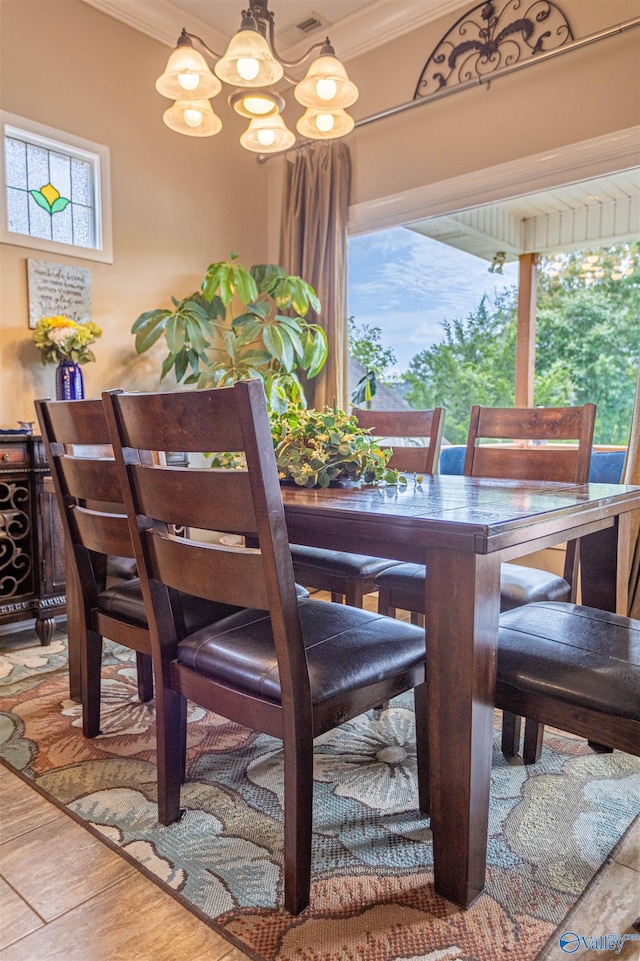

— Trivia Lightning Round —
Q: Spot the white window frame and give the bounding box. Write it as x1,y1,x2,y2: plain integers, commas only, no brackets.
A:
0,112,113,264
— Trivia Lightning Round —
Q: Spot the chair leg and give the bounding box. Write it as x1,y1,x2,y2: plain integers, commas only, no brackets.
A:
344,581,365,609
136,652,154,702
82,628,103,739
501,711,522,757
523,718,545,765
330,591,343,604
410,611,425,627
283,729,314,915
377,587,394,618
414,681,430,816
156,686,187,825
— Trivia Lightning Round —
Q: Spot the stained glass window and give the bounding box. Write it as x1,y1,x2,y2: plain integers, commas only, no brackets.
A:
1,113,112,263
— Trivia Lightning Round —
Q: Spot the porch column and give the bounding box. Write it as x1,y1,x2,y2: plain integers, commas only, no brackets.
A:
515,253,538,407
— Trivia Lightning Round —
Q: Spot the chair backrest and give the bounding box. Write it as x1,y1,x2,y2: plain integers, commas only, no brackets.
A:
35,397,135,604
463,405,596,483
463,403,596,597
352,407,446,474
103,381,307,704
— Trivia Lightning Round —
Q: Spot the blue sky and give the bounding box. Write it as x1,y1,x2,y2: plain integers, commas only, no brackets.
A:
348,226,520,373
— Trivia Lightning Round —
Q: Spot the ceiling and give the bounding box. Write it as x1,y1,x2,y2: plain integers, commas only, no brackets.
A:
82,0,640,262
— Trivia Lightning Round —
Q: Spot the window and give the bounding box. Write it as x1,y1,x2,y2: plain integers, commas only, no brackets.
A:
0,112,112,263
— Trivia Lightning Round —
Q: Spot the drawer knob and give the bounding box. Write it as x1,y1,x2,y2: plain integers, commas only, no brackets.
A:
2,452,10,461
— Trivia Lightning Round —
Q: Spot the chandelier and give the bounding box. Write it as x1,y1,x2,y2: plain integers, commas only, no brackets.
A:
155,2,359,154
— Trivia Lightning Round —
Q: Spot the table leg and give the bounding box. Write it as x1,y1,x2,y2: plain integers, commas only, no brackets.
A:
425,548,501,907
580,514,629,613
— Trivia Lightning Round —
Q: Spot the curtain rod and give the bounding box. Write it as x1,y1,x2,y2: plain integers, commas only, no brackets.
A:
258,15,640,163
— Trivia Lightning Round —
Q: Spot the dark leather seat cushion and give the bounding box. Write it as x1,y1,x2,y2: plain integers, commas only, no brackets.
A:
498,602,640,720
290,544,401,579
106,555,138,581
177,598,426,704
375,562,570,611
97,580,309,632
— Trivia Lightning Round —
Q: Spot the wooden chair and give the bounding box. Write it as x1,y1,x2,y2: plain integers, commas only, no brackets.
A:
103,381,429,915
289,407,445,608
376,403,596,762
35,397,240,739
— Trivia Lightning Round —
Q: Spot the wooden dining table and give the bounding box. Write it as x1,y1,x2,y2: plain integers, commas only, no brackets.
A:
279,473,640,909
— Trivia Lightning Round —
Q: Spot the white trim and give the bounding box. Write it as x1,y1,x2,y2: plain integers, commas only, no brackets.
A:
0,112,113,264
348,126,640,235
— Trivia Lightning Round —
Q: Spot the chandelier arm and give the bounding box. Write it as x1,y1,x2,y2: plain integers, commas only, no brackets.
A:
182,30,225,64
264,16,328,71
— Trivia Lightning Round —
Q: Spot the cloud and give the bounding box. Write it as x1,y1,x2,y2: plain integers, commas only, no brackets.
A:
348,226,519,368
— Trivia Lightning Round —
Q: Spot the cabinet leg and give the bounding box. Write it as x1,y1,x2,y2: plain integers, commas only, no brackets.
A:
35,616,56,646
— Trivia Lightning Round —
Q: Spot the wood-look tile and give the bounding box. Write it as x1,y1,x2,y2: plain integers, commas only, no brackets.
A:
0,816,133,922
0,878,43,951
540,861,640,960
613,816,640,873
0,870,249,961
0,773,63,843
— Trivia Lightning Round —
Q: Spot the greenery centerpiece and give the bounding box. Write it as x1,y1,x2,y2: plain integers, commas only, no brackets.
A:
33,316,102,365
132,255,328,411
210,405,400,488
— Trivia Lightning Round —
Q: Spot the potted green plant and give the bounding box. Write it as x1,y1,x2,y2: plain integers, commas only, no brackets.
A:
210,405,400,488
132,255,327,411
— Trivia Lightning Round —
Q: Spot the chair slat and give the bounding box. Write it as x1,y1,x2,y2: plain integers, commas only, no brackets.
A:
144,529,270,610
473,405,595,442
60,455,123,504
42,399,112,446
132,463,258,534
71,507,133,558
471,447,584,483
112,390,246,454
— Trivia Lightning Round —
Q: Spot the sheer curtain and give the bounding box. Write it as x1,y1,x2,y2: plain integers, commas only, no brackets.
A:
623,361,640,617
280,141,351,409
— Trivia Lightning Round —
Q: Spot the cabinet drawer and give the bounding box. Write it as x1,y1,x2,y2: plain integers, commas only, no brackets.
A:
0,444,28,466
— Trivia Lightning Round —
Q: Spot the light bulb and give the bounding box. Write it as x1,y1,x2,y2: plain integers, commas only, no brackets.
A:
316,77,338,101
178,71,200,91
243,95,276,115
257,127,276,146
315,113,335,133
237,57,260,81
183,108,203,128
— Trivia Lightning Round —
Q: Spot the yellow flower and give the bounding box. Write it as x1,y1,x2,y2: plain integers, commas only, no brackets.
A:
40,183,60,206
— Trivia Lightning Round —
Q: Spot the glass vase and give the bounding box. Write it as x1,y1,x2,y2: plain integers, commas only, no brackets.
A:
55,359,85,401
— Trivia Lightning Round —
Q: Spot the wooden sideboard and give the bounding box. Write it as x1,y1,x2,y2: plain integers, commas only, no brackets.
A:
0,433,66,643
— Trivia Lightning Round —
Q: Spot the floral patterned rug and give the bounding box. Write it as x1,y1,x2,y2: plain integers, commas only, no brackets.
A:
1,636,639,961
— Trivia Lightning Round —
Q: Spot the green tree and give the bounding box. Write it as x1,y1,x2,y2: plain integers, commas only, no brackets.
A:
348,317,397,381
401,243,639,445
404,291,519,443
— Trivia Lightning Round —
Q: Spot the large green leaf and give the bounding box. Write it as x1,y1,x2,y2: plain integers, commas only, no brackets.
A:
134,312,170,354
246,299,271,319
307,327,328,378
132,308,169,333
262,325,289,368
29,190,52,212
184,316,210,356
279,324,304,363
160,353,176,380
230,264,258,304
165,314,186,355
50,197,70,214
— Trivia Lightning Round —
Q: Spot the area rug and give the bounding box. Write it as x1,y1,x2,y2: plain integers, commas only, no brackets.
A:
1,636,639,961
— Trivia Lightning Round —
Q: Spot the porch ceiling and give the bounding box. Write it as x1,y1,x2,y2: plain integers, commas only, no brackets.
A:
407,168,640,264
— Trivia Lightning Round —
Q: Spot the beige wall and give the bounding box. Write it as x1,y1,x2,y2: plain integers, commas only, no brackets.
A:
0,0,269,426
2,0,639,427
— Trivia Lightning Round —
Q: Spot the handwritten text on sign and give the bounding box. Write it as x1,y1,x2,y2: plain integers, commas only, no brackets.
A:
27,259,92,328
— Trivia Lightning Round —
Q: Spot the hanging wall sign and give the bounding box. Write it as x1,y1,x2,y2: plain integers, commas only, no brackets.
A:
27,258,92,328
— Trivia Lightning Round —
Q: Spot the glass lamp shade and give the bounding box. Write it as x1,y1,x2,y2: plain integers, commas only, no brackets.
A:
296,107,354,140
240,114,296,153
156,45,221,100
294,54,359,109
215,29,284,88
163,99,222,137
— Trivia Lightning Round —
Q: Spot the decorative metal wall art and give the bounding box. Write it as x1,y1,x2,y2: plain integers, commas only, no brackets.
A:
414,0,573,99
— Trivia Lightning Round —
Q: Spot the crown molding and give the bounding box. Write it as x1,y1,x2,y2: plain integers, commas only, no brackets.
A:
81,0,468,58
